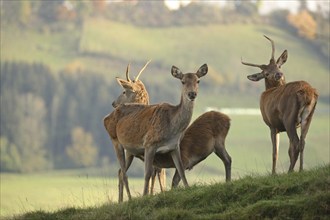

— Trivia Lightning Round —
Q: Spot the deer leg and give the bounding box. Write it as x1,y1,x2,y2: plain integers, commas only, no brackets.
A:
150,167,157,195
158,168,166,192
170,146,189,187
171,169,181,188
299,135,305,172
150,167,166,194
114,143,131,202
270,129,280,174
118,152,134,202
286,128,300,173
123,152,134,200
143,147,156,196
118,168,124,203
299,103,316,172
214,139,232,182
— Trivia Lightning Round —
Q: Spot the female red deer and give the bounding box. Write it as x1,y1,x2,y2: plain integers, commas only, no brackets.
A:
151,110,232,187
241,35,318,174
104,64,208,198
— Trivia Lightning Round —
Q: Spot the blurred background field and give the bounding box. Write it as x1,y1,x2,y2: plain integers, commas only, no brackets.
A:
1,0,329,218
1,113,328,217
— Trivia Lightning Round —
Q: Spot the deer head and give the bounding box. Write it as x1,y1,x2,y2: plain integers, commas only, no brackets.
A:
241,35,288,89
171,64,208,101
112,60,151,107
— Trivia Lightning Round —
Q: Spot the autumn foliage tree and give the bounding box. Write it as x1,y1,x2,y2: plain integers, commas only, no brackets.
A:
287,10,317,40
66,127,98,168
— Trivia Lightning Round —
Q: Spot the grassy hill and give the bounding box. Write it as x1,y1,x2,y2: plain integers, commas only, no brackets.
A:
12,165,330,220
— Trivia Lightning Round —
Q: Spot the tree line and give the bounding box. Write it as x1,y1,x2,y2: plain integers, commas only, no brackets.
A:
0,62,119,172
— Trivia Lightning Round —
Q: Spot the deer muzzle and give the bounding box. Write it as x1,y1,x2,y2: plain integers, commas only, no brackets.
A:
188,92,197,101
274,72,283,81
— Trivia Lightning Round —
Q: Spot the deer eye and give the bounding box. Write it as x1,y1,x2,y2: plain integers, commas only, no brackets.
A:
123,91,126,94
181,81,185,85
197,80,200,84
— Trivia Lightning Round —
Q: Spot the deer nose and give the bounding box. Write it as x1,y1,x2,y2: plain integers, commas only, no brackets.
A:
112,101,117,108
188,92,197,100
274,72,283,80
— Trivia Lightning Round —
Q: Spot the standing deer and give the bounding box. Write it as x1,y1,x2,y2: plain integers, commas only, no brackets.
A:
111,61,166,202
149,110,232,188
241,35,318,174
104,64,208,198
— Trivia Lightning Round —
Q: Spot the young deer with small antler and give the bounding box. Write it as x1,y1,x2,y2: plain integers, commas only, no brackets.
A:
111,61,166,202
241,35,318,174
104,64,208,198
112,61,151,108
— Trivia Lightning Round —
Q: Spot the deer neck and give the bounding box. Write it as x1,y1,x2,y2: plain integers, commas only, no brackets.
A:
265,78,286,90
135,90,149,105
171,95,194,134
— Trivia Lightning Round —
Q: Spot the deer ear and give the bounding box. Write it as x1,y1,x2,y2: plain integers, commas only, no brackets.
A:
171,66,183,79
196,64,208,78
116,78,132,90
276,50,288,68
247,73,264,81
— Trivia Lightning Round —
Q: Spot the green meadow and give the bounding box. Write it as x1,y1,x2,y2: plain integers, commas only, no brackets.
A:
2,113,328,218
9,165,330,220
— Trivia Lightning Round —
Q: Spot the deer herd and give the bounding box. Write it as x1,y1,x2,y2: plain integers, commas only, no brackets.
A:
103,36,318,202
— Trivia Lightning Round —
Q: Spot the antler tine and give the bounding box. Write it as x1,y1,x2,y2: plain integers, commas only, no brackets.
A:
264,35,275,61
125,63,131,82
135,59,151,81
241,57,263,68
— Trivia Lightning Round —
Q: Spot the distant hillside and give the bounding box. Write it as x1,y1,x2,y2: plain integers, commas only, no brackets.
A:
2,19,329,101
15,165,330,220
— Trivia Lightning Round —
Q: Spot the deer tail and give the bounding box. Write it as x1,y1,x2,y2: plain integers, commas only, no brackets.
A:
297,88,318,123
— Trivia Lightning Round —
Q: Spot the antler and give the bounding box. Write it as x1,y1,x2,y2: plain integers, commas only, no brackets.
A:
125,63,131,82
135,60,151,81
241,57,263,68
264,35,275,62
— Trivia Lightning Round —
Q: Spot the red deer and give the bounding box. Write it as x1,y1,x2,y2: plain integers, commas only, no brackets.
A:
112,61,150,107
114,65,231,199
149,110,232,188
111,61,166,202
241,35,318,174
104,64,208,199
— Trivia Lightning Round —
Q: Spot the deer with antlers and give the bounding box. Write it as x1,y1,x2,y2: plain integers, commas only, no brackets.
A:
111,61,166,202
112,61,151,108
104,64,208,198
241,35,318,174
